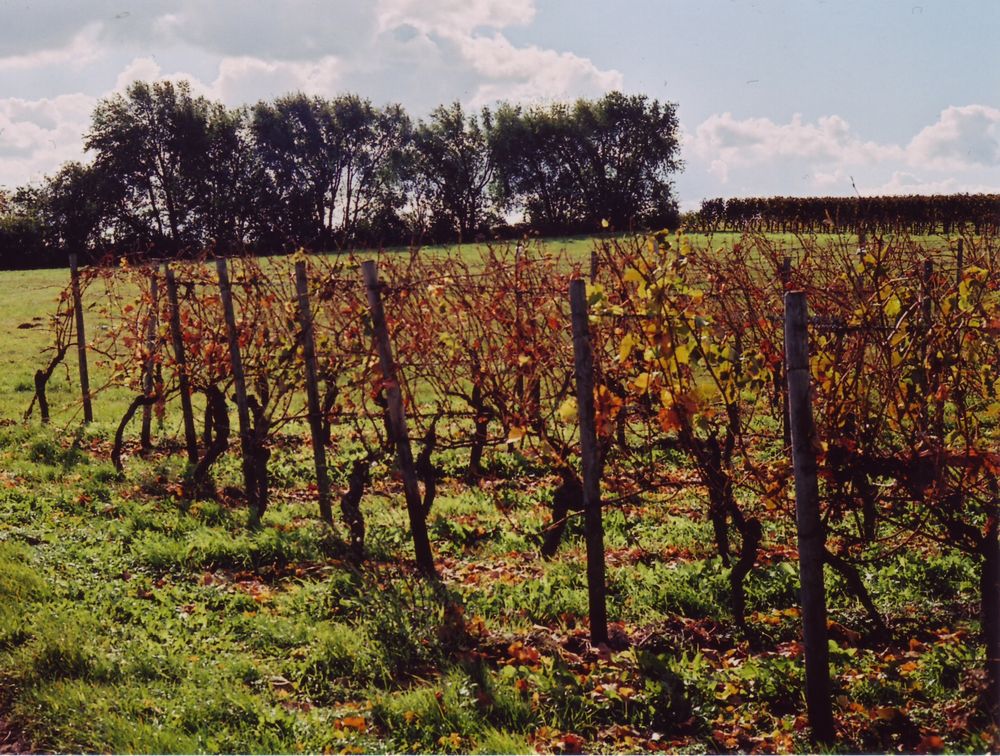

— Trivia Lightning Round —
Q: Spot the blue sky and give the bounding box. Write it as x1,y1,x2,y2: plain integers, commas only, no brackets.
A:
1,0,997,208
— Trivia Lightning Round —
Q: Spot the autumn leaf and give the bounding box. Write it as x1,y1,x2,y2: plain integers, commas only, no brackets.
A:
506,426,527,444
558,398,578,423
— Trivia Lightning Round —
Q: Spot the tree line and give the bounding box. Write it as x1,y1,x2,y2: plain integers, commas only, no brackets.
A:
0,81,682,268
685,193,1000,235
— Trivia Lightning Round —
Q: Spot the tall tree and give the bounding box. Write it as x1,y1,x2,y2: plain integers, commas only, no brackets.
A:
85,80,214,255
197,105,267,253
252,93,410,249
39,162,110,257
493,92,682,231
0,187,49,269
412,102,498,243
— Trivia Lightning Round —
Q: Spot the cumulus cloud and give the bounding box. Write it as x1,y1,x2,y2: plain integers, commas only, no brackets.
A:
681,106,1000,204
687,111,903,170
0,23,103,71
375,0,536,36
0,94,94,186
113,55,345,105
906,105,1000,170
455,34,623,106
862,171,1000,197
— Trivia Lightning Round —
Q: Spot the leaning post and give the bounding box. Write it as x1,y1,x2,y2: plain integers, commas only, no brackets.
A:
163,264,199,465
216,257,261,525
361,260,436,577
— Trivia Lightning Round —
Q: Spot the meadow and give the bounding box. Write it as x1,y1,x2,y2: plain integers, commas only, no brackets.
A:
0,231,995,754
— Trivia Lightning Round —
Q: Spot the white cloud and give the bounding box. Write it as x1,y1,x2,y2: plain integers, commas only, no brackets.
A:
862,171,1000,197
112,55,345,106
0,94,95,186
114,57,165,92
212,56,344,104
456,34,623,106
906,104,1000,170
679,106,1000,206
687,111,903,167
0,23,104,72
375,0,536,36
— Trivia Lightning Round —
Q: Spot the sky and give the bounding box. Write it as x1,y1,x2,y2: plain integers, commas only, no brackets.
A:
1,0,998,210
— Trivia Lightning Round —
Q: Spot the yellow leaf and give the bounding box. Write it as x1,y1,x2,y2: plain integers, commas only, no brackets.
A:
884,295,901,317
633,372,651,392
674,344,690,365
618,333,636,362
623,267,644,284
506,426,527,443
601,218,610,228
558,398,578,423
517,354,531,366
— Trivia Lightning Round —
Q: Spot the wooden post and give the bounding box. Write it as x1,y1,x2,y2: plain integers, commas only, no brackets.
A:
140,271,159,450
68,253,93,423
514,242,525,411
589,248,599,283
569,278,609,646
216,257,261,525
780,256,792,447
983,516,1000,740
956,238,964,287
784,291,835,744
922,259,934,325
919,259,934,433
163,264,199,466
295,259,333,525
361,260,436,577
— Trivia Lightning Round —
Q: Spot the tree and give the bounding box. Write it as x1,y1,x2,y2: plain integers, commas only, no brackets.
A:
490,103,583,234
492,92,682,232
0,187,49,269
196,105,267,254
38,162,110,259
411,102,498,243
85,80,215,255
252,93,410,250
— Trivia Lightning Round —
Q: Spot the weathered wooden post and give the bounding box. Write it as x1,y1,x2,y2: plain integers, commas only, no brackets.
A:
956,238,964,287
569,278,609,645
983,517,1000,739
361,260,436,577
68,253,93,423
919,259,934,433
294,259,333,525
780,255,793,447
784,291,835,744
163,264,199,466
216,257,261,525
922,259,934,325
140,270,159,451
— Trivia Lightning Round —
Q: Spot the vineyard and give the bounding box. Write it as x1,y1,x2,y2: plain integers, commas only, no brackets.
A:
0,231,998,753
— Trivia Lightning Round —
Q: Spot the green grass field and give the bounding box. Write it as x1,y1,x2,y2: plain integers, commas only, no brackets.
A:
0,234,991,753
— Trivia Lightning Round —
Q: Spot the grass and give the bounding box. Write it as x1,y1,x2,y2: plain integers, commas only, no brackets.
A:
0,232,992,753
